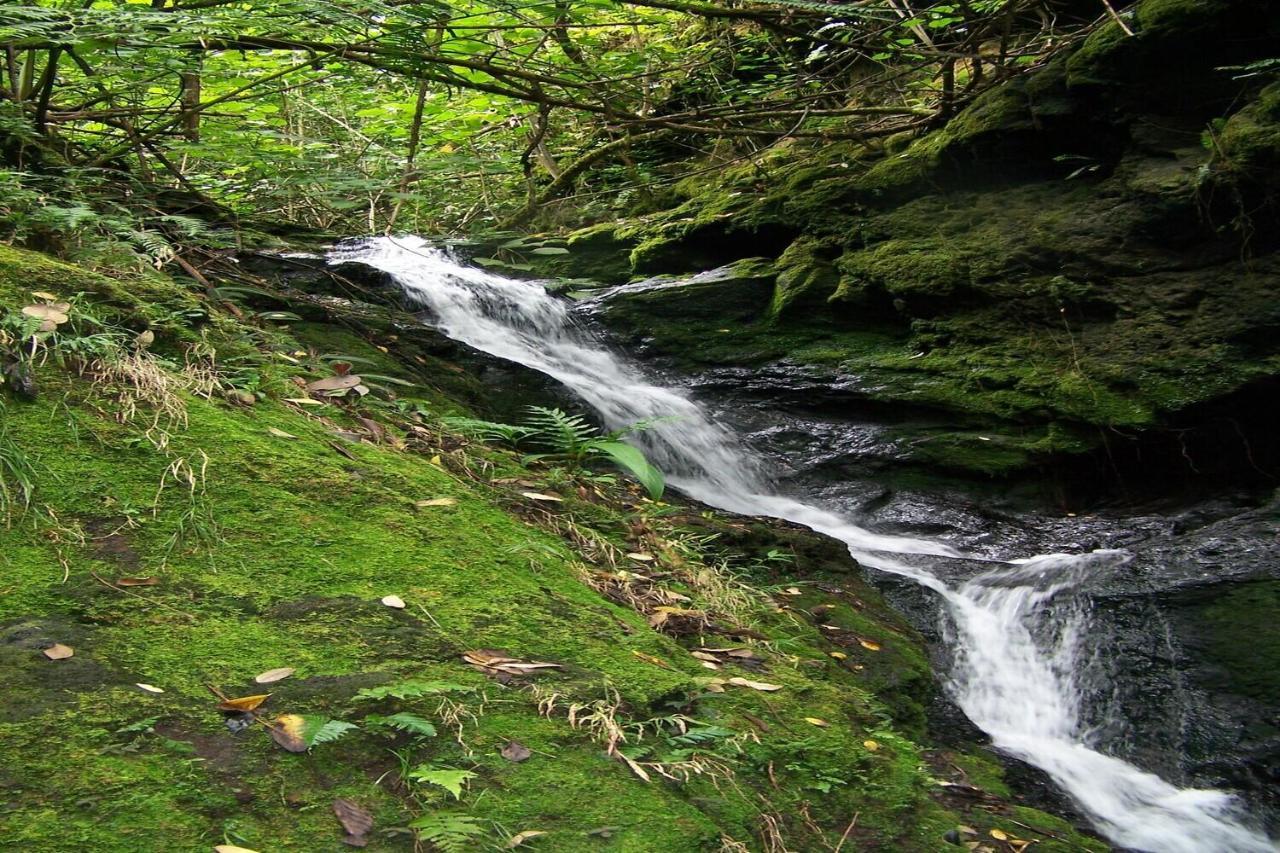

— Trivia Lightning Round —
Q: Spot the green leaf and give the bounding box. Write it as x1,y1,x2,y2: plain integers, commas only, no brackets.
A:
591,440,665,499
409,767,477,799
530,246,570,255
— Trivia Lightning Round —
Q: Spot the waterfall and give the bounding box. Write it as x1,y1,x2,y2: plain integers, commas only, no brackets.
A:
332,235,1273,853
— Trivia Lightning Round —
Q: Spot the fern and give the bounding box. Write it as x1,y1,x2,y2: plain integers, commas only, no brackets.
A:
522,405,597,456
354,679,474,701
440,415,533,445
309,719,358,746
408,766,477,799
408,813,486,852
364,713,437,737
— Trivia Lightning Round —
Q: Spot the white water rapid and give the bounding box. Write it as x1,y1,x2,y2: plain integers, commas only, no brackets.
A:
333,235,1274,853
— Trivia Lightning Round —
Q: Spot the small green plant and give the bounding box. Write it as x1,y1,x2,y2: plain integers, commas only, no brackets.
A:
0,408,37,525
408,766,478,800
408,813,486,851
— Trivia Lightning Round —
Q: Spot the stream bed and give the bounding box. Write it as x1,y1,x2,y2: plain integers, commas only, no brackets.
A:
333,236,1278,852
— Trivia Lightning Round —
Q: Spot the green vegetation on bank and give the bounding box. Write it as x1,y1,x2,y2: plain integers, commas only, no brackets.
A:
0,244,1107,850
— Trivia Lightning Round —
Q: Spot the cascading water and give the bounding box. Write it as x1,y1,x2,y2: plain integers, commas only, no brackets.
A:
333,235,1274,853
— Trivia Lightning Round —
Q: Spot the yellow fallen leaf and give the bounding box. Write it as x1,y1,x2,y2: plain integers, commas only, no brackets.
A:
214,846,261,853
804,717,829,727
521,491,563,502
283,397,324,406
858,639,881,651
217,694,271,713
269,714,308,752
429,455,442,466
783,587,802,595
381,595,406,609
727,677,783,692
625,552,654,562
990,829,1008,841
507,830,548,848
863,739,879,751
415,497,457,507
829,651,847,660
267,427,297,439
136,683,164,693
30,290,59,301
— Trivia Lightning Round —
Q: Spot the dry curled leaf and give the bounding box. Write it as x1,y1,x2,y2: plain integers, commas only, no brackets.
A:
858,639,882,651
254,667,296,684
284,397,324,406
136,683,165,693
381,595,406,609
43,643,74,660
508,830,547,848
804,717,829,727
415,497,457,507
521,491,563,502
829,651,847,660
463,649,562,677
625,552,654,562
727,677,782,692
989,829,1008,841
500,740,532,762
213,846,261,853
333,798,374,848
267,427,297,439
217,694,271,713
30,290,59,301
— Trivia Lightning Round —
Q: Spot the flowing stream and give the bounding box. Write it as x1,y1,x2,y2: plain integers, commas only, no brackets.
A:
333,235,1274,853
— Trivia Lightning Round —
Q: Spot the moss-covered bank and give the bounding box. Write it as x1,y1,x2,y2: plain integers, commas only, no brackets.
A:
0,244,1106,851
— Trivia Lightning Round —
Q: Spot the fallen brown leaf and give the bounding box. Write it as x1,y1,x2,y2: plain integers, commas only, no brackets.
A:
136,683,165,693
333,798,374,847
521,492,563,502
116,576,160,587
727,677,782,692
213,846,261,853
415,498,457,507
42,643,74,660
859,639,882,651
381,595,406,609
306,375,362,393
500,740,532,762
270,714,308,753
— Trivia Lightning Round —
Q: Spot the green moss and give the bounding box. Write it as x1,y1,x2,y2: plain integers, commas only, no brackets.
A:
768,238,841,319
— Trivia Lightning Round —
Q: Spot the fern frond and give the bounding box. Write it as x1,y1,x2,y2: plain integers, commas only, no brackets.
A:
409,813,486,852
